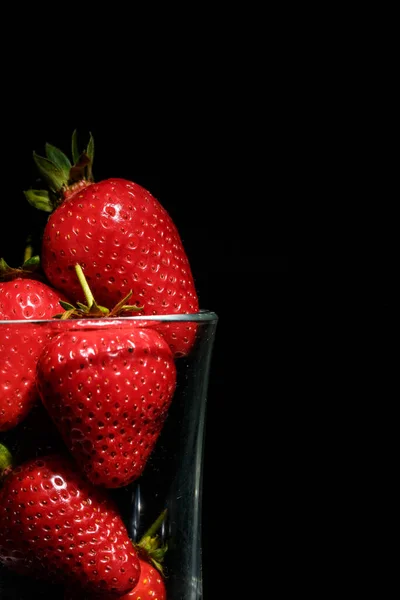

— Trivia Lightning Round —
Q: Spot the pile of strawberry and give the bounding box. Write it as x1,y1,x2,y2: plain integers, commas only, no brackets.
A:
0,133,200,598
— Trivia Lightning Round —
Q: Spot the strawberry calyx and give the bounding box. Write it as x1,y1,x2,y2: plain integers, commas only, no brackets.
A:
24,130,95,212
134,509,168,575
0,234,44,282
53,263,143,320
0,443,13,484
0,255,42,282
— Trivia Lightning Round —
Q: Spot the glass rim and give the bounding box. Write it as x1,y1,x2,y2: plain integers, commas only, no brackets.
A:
0,309,218,326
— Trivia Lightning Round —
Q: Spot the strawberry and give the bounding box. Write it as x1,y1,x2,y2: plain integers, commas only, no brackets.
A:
24,132,199,357
128,558,166,600
65,561,166,600
36,293,177,487
130,509,167,600
0,448,141,597
64,509,168,600
0,258,68,431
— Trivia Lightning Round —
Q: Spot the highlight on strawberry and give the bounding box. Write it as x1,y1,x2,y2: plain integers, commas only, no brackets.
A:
0,447,141,597
24,131,199,357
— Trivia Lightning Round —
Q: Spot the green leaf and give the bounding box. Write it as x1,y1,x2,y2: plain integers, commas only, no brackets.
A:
1,256,43,282
45,143,71,179
76,301,90,312
22,256,40,270
24,189,53,212
97,304,109,314
33,152,68,192
86,133,94,163
59,300,76,311
71,129,79,164
149,558,164,574
85,133,94,181
0,257,11,273
152,546,168,561
0,443,13,482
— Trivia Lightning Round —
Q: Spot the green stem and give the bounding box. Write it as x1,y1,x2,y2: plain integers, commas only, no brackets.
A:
140,509,168,541
24,234,33,262
74,263,109,315
0,443,13,484
75,263,95,309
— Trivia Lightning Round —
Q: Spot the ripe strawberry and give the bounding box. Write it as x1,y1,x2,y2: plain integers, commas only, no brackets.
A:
64,509,168,600
36,322,177,488
128,558,166,600
0,259,68,431
24,132,199,357
0,451,141,597
65,560,166,600
129,509,168,600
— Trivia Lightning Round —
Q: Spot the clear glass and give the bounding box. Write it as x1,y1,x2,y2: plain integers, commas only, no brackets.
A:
0,311,218,599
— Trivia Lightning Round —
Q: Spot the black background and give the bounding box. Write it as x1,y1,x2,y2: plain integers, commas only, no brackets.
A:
1,49,289,596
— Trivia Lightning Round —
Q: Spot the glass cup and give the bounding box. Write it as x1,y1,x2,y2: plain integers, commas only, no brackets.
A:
0,310,218,599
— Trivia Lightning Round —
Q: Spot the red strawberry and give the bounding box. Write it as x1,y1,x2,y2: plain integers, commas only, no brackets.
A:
0,450,141,597
129,510,168,600
36,322,177,488
0,259,68,431
129,558,166,599
65,560,166,600
24,133,199,357
64,509,168,600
